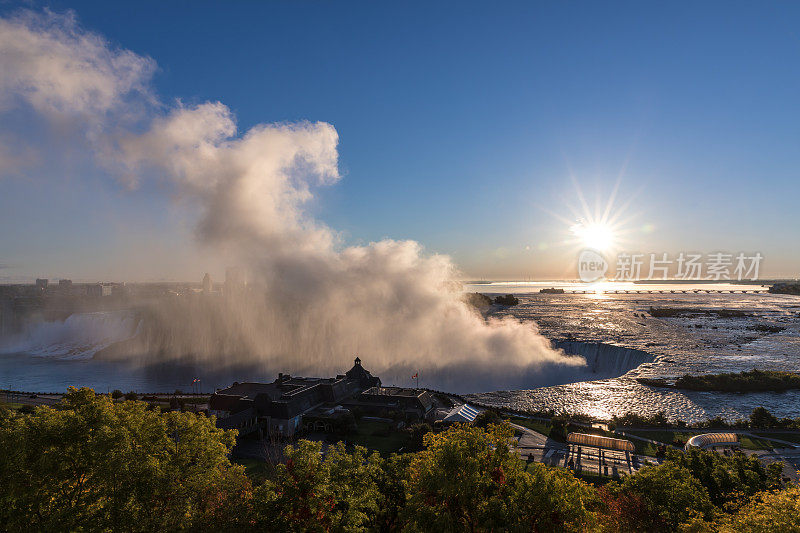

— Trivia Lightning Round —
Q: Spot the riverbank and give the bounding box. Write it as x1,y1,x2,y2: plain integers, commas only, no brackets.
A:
638,369,800,393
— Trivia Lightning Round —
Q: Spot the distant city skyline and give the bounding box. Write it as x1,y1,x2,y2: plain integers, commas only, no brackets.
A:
1,2,799,282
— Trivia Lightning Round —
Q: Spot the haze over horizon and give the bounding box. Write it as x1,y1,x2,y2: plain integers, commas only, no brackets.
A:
2,1,800,282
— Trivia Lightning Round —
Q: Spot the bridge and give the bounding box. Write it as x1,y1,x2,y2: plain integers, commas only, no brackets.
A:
553,289,768,294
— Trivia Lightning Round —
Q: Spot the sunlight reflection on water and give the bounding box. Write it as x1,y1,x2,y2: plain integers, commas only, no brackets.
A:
466,287,800,423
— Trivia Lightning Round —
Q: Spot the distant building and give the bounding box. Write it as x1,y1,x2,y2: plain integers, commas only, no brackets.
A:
111,283,128,297
202,273,212,294
56,279,73,296
209,357,382,437
85,283,104,298
35,278,48,293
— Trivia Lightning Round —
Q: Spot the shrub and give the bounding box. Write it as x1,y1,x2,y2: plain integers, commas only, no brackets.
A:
465,292,493,308
473,409,503,428
409,422,431,451
494,294,519,306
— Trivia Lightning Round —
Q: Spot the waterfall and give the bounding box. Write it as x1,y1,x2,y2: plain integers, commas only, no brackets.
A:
551,340,654,380
0,311,142,360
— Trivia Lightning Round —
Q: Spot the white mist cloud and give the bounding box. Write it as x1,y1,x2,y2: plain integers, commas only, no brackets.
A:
0,9,154,118
0,9,586,392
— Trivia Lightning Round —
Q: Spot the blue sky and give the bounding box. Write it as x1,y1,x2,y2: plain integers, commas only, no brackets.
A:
1,1,799,280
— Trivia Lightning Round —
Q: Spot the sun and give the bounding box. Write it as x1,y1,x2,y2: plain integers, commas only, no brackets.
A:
536,171,641,257
571,221,615,251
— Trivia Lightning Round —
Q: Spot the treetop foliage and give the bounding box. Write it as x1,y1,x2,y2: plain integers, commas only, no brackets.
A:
0,389,797,532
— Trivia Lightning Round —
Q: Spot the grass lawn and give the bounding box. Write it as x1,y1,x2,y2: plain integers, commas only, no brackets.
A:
624,430,696,446
509,417,555,438
0,401,25,410
737,435,777,450
349,420,411,455
630,440,660,457
752,432,800,445
180,396,210,405
624,430,776,451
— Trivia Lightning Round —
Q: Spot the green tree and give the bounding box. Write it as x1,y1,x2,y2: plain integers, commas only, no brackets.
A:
664,448,782,509
493,294,519,306
253,440,383,532
472,409,502,428
602,462,714,532
750,407,779,429
719,484,800,532
549,416,568,441
408,422,431,451
402,423,595,532
372,453,412,532
0,387,251,532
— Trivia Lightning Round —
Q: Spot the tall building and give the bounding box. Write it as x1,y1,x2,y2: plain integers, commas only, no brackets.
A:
85,283,103,298
202,273,212,294
57,279,74,296
35,278,48,293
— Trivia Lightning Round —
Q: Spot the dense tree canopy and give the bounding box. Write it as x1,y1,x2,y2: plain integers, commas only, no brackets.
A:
601,462,713,532
253,441,383,532
719,484,800,533
665,448,783,509
402,423,596,532
0,388,251,532
0,391,797,532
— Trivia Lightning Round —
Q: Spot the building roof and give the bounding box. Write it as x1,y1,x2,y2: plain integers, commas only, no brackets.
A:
359,386,434,412
345,357,381,388
567,432,635,452
685,433,740,449
216,382,279,398
363,386,423,398
210,359,380,421
209,393,247,413
443,404,481,423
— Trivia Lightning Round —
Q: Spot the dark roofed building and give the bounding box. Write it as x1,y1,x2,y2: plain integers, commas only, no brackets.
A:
209,358,380,437
208,393,250,416
344,357,381,389
351,386,434,420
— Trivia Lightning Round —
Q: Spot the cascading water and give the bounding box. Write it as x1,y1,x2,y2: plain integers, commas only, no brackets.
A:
550,340,654,380
0,311,142,360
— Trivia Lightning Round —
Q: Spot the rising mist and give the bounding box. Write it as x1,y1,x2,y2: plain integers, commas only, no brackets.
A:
0,9,587,392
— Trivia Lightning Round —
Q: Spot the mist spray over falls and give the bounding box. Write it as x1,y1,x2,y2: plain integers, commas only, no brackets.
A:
0,10,589,392
108,103,588,392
